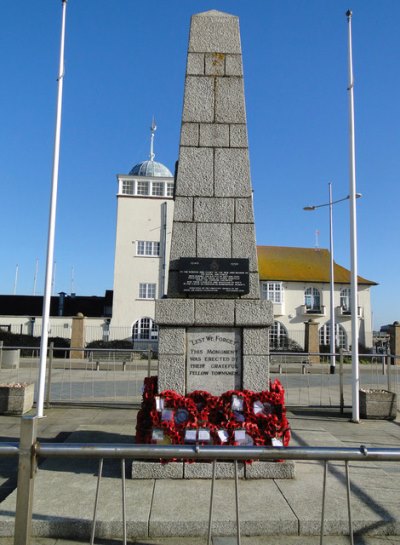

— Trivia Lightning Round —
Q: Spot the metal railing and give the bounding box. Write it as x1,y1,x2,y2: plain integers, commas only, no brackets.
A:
1,416,400,545
0,344,157,406
1,345,399,409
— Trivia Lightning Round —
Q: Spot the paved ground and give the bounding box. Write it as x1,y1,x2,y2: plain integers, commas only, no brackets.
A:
1,402,400,543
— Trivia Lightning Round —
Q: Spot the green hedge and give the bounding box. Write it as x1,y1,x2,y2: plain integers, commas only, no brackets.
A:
0,330,70,357
85,339,133,350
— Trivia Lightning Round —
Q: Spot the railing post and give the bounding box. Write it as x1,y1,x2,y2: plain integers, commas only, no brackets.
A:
14,416,38,545
339,348,344,414
46,342,54,408
387,353,392,391
147,346,152,378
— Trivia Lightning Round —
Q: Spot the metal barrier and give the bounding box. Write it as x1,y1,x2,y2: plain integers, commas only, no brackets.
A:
1,416,400,545
0,344,157,405
1,347,399,408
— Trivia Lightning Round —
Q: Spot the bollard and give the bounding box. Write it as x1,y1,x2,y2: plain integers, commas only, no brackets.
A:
122,361,126,372
96,361,100,371
0,340,3,368
14,417,38,545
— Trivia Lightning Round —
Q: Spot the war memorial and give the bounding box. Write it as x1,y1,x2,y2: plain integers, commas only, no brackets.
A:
1,8,400,545
133,10,294,479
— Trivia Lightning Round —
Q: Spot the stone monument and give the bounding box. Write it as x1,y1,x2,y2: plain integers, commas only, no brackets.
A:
156,10,273,395
134,10,294,480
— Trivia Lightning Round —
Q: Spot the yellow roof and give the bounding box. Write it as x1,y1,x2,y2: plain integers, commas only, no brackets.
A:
257,246,377,285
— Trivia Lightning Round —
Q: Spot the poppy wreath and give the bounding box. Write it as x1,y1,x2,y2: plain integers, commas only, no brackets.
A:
135,376,291,449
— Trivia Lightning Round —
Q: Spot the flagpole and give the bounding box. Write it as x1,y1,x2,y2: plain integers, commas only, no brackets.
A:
346,9,360,423
36,0,68,418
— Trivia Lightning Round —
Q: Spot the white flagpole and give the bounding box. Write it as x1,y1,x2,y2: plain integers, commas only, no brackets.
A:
36,0,68,418
346,10,360,423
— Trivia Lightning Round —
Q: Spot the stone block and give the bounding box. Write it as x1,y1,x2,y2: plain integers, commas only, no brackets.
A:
155,299,194,326
158,328,186,355
132,461,184,479
180,123,199,147
158,354,186,394
0,383,34,415
214,148,251,197
176,147,214,197
197,223,232,258
241,272,261,299
245,461,295,479
215,77,246,123
199,123,229,147
194,197,234,223
242,327,269,355
173,197,193,222
184,461,245,479
1,349,20,369
205,52,225,76
232,223,258,270
225,54,243,76
189,11,241,54
242,355,269,391
359,389,397,420
235,300,273,327
166,270,181,298
194,300,235,326
235,197,254,223
169,222,196,261
186,53,204,75
230,123,248,147
182,76,214,123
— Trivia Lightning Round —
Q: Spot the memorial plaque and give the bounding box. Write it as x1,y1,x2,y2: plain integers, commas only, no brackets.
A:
186,328,242,395
179,258,249,295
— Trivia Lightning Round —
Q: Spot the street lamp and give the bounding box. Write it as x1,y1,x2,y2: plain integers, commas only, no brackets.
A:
304,184,361,375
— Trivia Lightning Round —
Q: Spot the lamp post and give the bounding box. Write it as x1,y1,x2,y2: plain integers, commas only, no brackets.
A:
304,185,361,375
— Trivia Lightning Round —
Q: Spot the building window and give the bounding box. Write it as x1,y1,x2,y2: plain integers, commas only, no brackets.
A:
262,282,283,303
133,317,158,340
139,283,156,299
269,321,288,349
319,322,347,349
166,182,174,197
136,241,160,256
340,288,351,313
137,181,149,196
151,181,164,196
122,179,134,195
305,287,321,313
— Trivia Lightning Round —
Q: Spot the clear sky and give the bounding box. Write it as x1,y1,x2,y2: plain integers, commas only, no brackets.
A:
1,1,399,329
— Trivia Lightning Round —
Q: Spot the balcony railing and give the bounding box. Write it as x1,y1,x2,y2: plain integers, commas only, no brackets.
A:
301,304,326,317
337,306,363,318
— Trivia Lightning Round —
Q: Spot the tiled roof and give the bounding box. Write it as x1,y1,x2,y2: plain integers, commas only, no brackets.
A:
257,246,377,285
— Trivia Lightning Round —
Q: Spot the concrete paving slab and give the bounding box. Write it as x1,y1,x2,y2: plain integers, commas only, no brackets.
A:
275,460,400,536
0,468,155,539
149,478,298,537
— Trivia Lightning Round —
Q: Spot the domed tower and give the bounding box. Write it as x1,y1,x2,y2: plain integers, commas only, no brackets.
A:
111,121,174,346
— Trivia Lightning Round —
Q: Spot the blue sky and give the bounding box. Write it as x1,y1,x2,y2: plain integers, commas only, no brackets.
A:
1,1,399,329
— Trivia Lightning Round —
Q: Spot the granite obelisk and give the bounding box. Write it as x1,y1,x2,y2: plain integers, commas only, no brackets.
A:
155,10,273,396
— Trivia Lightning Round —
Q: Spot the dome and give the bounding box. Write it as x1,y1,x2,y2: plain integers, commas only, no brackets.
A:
129,160,172,178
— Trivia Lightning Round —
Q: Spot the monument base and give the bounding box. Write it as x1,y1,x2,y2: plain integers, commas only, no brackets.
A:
134,376,294,480
131,460,295,480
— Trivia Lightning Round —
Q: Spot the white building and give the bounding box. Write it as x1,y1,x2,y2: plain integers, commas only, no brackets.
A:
111,125,174,345
257,246,376,351
111,133,376,351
